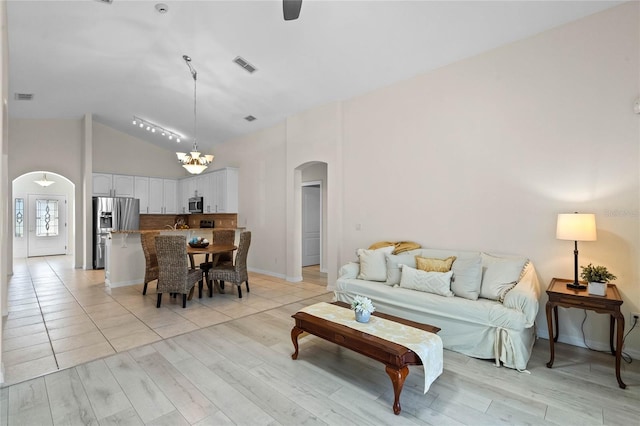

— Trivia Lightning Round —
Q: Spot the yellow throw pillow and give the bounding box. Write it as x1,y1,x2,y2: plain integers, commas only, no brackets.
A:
368,241,395,250
393,241,421,254
415,255,457,272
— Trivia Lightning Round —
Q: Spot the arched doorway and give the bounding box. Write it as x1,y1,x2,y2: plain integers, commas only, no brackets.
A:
293,161,328,285
12,171,75,258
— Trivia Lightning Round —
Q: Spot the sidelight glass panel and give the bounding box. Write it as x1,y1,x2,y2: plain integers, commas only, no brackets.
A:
35,199,59,237
15,198,24,237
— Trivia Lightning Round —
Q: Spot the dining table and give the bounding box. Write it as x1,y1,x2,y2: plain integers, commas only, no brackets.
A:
186,243,237,297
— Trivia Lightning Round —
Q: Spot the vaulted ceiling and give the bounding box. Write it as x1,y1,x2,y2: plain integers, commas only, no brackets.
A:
7,0,621,153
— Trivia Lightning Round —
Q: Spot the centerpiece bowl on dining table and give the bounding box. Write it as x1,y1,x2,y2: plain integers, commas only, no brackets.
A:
188,241,210,248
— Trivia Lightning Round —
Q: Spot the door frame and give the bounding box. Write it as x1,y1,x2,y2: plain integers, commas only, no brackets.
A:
301,180,323,271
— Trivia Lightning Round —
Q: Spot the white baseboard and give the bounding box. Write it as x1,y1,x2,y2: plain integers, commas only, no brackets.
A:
247,267,286,280
0,362,4,385
105,278,143,288
286,276,303,283
536,327,639,360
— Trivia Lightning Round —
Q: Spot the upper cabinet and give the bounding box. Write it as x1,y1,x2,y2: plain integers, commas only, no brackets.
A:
148,178,178,214
205,167,238,213
134,176,150,214
92,173,134,197
178,167,238,213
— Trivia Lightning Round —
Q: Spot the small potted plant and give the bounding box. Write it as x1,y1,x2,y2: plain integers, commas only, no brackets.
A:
580,263,616,296
351,295,376,323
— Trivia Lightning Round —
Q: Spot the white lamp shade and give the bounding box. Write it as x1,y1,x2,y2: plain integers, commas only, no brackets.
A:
556,213,597,241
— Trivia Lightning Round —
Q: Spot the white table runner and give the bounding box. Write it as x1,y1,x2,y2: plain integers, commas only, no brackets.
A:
300,302,443,393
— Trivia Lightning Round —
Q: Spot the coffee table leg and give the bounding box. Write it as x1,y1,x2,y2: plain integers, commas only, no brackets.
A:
385,365,409,415
291,326,304,360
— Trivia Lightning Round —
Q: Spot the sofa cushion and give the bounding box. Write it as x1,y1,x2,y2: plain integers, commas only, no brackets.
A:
399,265,454,297
357,246,395,281
450,256,483,300
385,253,417,286
480,255,528,301
415,256,456,272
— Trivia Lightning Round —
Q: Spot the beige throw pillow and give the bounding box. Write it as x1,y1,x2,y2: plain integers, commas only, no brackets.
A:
357,246,395,282
399,265,454,297
480,258,528,301
416,256,456,273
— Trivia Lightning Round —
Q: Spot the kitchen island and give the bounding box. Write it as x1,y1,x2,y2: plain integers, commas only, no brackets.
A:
105,228,242,288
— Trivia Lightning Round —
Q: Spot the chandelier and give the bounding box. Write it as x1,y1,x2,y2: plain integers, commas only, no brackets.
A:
176,55,214,174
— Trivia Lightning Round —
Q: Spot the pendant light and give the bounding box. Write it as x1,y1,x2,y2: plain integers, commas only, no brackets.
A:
176,55,214,174
34,173,55,187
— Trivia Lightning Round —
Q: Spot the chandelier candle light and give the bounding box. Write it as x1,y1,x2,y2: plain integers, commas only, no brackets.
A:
176,55,214,174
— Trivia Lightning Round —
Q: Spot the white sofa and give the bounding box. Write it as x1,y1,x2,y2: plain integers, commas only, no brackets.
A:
334,247,541,371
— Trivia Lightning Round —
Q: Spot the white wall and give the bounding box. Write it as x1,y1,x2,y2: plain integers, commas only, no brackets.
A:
211,123,288,277
215,3,639,356
93,121,186,179
338,3,638,354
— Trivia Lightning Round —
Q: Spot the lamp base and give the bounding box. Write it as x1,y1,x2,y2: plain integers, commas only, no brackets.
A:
566,282,587,290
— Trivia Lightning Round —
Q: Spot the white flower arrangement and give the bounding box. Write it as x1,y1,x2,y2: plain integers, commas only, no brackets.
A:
351,295,376,314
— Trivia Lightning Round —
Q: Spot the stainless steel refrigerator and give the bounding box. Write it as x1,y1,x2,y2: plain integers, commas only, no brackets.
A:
93,197,140,269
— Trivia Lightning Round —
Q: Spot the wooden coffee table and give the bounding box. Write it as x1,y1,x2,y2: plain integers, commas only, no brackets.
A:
291,301,440,415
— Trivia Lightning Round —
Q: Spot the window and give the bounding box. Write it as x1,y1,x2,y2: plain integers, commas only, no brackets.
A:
15,198,24,238
35,199,59,237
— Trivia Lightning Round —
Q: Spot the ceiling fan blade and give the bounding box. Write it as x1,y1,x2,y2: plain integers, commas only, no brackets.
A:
283,0,302,21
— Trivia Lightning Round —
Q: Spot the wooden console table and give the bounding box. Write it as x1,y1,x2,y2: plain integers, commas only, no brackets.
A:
545,277,625,389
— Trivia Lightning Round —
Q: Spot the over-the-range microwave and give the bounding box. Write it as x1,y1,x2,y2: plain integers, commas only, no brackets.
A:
188,196,203,213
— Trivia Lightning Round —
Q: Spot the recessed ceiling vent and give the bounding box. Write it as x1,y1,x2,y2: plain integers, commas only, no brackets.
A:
14,93,34,101
244,115,257,122
233,56,257,74
95,0,113,4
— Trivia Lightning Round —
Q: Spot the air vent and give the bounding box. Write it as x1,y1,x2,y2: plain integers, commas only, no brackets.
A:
233,56,257,74
14,93,34,101
244,115,257,122
95,0,113,4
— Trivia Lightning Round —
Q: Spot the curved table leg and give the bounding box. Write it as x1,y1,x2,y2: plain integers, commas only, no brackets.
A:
613,313,626,389
291,326,304,360
385,365,409,415
546,301,555,368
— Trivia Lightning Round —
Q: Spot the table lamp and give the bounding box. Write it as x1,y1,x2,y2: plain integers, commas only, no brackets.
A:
556,212,597,290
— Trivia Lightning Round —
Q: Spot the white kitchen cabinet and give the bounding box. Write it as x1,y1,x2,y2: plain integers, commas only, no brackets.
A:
163,179,178,214
112,174,135,197
148,178,177,214
134,176,150,213
205,167,238,213
92,173,134,197
92,173,112,196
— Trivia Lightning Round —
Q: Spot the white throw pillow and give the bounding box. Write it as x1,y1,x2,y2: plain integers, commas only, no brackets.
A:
399,265,454,297
480,257,528,301
450,256,483,300
357,246,395,282
385,253,417,286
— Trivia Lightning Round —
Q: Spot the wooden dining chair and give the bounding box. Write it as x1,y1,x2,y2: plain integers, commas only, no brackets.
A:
209,231,251,298
140,231,159,295
155,235,202,308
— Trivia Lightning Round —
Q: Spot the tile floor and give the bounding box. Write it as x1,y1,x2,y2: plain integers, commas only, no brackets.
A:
2,255,329,386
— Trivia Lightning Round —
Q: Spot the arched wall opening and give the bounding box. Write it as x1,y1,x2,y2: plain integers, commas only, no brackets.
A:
290,161,328,283
12,171,75,258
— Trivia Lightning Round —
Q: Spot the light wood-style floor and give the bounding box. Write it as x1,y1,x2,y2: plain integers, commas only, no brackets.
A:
2,256,329,386
2,259,640,425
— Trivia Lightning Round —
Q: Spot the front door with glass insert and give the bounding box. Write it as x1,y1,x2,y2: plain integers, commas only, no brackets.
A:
28,194,67,257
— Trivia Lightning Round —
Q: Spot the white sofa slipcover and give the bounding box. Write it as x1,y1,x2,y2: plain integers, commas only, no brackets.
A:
334,248,541,371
